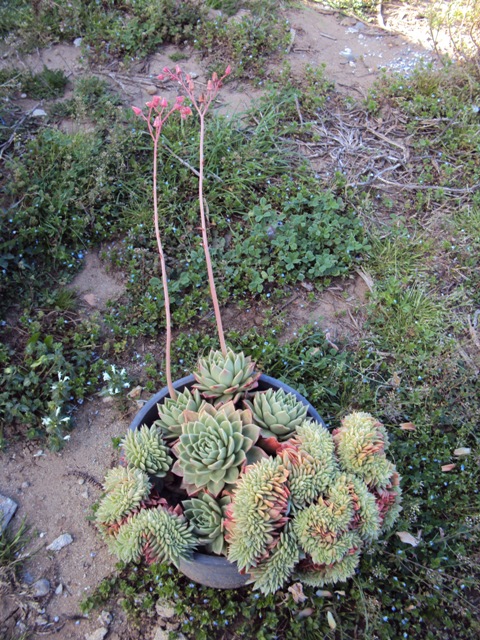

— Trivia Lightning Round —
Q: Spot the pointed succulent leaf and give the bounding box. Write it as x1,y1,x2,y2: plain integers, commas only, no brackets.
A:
154,387,205,441
246,388,308,441
96,467,151,526
122,424,172,478
193,349,260,405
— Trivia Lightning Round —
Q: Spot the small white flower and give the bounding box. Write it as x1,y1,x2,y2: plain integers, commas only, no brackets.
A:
103,371,111,381
63,435,71,440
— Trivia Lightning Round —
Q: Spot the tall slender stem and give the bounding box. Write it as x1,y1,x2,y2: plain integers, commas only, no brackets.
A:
198,112,227,356
153,133,177,400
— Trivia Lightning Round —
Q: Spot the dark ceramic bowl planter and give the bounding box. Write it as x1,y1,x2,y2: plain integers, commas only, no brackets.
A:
129,373,325,589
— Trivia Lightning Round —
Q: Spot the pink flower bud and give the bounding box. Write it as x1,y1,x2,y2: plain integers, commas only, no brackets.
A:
175,65,181,75
225,65,232,76
145,101,153,108
175,95,185,104
163,66,170,73
160,97,168,108
212,72,218,83
157,73,164,81
131,106,142,116
180,106,192,119
207,80,213,92
153,116,162,128
151,96,161,108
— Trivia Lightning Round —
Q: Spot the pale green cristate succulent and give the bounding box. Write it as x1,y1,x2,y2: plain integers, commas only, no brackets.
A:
109,507,197,567
293,500,363,566
122,424,172,477
280,421,339,507
154,387,205,441
193,349,261,405
172,401,262,497
247,526,300,595
245,388,308,441
225,457,290,572
96,467,151,526
332,412,394,487
296,549,362,587
333,474,381,542
183,493,230,555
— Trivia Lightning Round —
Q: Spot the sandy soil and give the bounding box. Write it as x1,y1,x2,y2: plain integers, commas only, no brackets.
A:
0,3,442,639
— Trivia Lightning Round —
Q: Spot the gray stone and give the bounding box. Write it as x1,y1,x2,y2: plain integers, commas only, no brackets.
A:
155,599,176,619
31,108,47,118
98,610,112,626
0,494,18,532
36,615,49,626
153,629,169,640
85,627,108,640
32,578,50,597
47,533,73,551
74,37,83,47
55,583,63,595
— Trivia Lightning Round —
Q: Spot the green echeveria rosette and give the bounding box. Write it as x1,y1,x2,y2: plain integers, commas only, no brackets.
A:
172,401,262,497
193,349,261,405
332,412,394,488
154,387,205,441
183,493,230,555
95,467,151,526
247,525,300,595
108,507,197,567
225,457,290,572
121,424,172,478
280,420,339,507
245,388,308,441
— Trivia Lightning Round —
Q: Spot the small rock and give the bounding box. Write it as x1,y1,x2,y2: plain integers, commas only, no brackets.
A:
78,478,85,485
155,600,176,619
32,578,50,598
83,293,97,307
153,629,169,640
166,621,180,630
47,533,73,551
31,108,47,118
20,93,27,98
102,396,114,404
98,610,112,626
21,481,30,489
85,628,108,640
81,490,89,499
73,37,83,47
36,615,49,626
146,85,157,95
55,583,63,595
127,385,143,400
189,72,199,79
0,495,18,533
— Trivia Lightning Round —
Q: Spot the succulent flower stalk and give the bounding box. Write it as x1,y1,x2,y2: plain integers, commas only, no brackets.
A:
245,388,308,441
194,349,261,405
122,424,172,477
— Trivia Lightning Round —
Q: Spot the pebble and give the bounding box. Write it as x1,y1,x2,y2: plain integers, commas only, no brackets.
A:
32,579,50,598
78,478,85,485
0,494,18,533
127,385,143,400
31,108,47,118
36,615,49,626
155,600,176,619
146,85,157,95
85,627,108,640
81,490,89,499
98,610,112,626
21,481,30,489
74,37,83,47
55,583,63,595
47,533,73,551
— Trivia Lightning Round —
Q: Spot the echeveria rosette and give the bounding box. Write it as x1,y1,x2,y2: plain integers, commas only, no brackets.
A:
332,412,394,488
279,420,339,507
172,401,263,497
109,507,197,567
193,349,261,405
245,388,308,441
96,467,151,526
247,525,300,595
154,387,205,441
183,493,230,555
121,424,172,478
225,457,290,572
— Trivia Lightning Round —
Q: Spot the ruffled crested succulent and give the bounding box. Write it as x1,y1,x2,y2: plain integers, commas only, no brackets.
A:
172,401,263,497
245,388,308,441
109,507,196,567
193,349,261,405
154,387,205,441
333,474,381,542
122,424,172,477
183,493,230,555
96,467,151,526
293,500,363,566
332,412,394,487
296,549,362,587
373,470,402,532
247,526,300,595
226,457,290,572
279,421,339,507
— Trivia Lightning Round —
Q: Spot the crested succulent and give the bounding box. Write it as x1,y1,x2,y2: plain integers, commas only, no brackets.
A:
247,526,300,595
225,457,290,572
293,500,363,566
296,549,362,587
334,474,382,542
332,412,394,487
108,506,197,566
154,386,205,441
245,388,308,441
193,349,261,405
183,492,230,555
279,420,339,507
122,424,172,477
373,470,402,532
96,467,151,526
172,401,263,497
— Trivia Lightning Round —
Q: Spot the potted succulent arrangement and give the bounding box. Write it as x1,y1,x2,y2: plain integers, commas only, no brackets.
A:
95,66,402,594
